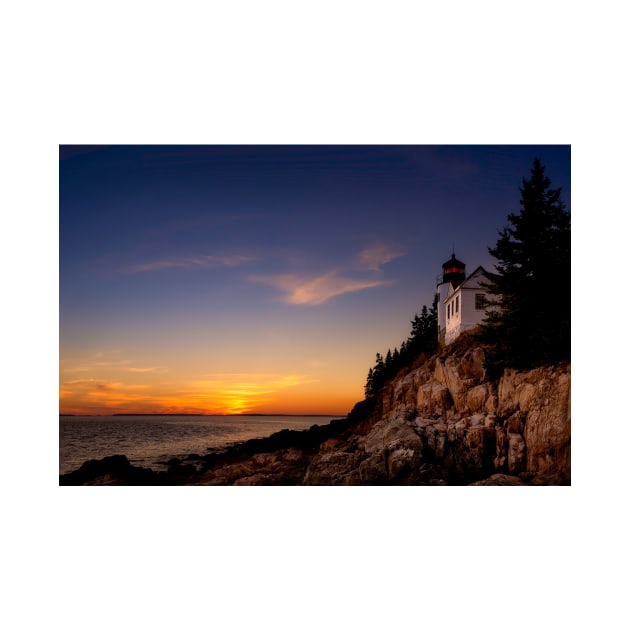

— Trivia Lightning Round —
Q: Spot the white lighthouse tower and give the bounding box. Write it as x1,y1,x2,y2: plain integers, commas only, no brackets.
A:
436,252,466,344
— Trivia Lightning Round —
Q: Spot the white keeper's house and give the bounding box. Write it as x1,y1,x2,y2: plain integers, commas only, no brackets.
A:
436,253,493,345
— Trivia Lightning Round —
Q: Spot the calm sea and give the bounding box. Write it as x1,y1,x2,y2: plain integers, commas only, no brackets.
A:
59,415,339,475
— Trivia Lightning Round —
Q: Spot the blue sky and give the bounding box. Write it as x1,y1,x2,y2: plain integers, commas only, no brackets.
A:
59,145,570,414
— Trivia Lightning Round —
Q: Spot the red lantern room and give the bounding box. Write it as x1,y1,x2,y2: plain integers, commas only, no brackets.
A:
441,253,466,287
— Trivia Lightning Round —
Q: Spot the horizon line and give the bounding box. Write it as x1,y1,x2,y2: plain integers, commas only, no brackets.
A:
59,412,346,417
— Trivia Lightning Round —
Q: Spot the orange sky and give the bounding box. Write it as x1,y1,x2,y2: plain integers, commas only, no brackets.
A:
59,349,371,416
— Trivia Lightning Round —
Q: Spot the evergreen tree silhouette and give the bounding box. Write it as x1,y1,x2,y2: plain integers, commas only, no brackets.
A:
480,158,570,373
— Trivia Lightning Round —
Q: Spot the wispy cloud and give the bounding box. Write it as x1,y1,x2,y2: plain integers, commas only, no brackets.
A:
356,244,406,271
199,373,317,387
94,360,131,367
250,270,390,305
61,355,126,373
64,378,100,386
62,357,166,374
62,378,150,391
62,366,91,374
245,242,404,306
125,254,255,273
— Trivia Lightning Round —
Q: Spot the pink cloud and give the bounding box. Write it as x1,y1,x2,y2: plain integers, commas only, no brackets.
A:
356,244,405,271
250,270,390,305
125,254,254,273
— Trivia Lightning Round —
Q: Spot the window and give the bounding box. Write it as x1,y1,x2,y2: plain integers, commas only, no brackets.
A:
447,303,450,319
475,293,487,310
455,296,459,313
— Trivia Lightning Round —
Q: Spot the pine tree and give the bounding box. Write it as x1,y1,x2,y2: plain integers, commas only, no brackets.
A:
365,367,375,398
481,158,570,372
408,299,438,356
392,347,400,365
363,299,438,398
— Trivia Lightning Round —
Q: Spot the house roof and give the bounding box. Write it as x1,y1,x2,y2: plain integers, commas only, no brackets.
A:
443,266,490,302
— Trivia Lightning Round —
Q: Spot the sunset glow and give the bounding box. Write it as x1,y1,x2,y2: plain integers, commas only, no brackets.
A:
59,352,337,415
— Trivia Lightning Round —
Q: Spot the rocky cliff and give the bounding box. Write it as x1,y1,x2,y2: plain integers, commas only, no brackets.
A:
61,340,570,485
192,340,570,485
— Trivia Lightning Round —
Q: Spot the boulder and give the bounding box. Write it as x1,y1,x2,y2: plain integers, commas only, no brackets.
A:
303,451,358,485
507,433,526,474
416,381,452,415
465,383,497,414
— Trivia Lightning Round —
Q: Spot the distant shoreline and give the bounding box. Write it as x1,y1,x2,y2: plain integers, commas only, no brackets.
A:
59,413,342,418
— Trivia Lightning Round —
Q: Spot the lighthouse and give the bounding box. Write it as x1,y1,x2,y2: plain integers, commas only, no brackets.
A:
435,251,494,345
436,253,466,344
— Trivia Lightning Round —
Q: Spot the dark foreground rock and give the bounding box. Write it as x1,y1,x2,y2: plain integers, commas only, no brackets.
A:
60,343,570,486
59,454,215,486
59,455,161,486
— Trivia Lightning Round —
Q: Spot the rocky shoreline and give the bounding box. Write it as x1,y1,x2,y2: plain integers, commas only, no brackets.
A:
59,415,358,485
60,340,571,486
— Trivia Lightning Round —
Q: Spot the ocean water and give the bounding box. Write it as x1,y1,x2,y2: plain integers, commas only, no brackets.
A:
59,415,339,475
